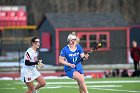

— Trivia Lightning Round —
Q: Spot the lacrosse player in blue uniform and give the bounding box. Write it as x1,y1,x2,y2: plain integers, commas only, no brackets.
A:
59,33,89,93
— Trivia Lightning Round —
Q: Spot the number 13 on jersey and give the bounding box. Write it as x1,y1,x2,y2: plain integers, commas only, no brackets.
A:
72,57,78,63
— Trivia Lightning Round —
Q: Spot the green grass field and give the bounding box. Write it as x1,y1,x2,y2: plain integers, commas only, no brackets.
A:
0,77,140,93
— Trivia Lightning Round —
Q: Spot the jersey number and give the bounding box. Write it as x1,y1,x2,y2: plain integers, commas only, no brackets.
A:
72,57,78,62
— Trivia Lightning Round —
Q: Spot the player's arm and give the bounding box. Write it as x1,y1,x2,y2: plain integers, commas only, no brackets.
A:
25,60,38,66
79,45,89,60
37,60,44,69
25,52,38,66
80,53,89,60
59,56,75,68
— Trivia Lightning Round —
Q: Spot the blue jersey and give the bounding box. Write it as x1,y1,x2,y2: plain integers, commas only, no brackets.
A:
60,44,84,73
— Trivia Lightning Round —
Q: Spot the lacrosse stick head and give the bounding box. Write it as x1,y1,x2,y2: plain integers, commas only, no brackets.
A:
94,40,105,50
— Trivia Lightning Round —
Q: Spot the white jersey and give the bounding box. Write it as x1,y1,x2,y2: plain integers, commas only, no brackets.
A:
23,47,38,69
20,48,41,82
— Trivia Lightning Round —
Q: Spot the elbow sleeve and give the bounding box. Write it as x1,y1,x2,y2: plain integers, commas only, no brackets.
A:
25,60,38,66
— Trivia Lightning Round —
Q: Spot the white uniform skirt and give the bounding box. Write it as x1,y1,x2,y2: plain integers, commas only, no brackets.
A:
20,66,41,82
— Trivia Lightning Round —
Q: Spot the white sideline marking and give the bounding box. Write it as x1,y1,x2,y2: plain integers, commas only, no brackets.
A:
23,86,62,89
87,85,122,88
45,85,122,88
15,80,140,85
42,80,140,85
22,85,122,89
0,88,16,89
91,88,140,93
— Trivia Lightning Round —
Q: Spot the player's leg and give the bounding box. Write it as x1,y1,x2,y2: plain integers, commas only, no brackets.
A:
77,81,84,93
77,74,86,93
77,74,84,93
34,75,46,90
25,81,35,93
136,62,140,77
138,62,140,77
134,62,139,77
73,71,88,93
138,61,140,68
134,62,137,72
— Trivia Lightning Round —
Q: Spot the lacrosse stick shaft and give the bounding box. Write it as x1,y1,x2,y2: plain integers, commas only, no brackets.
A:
68,47,96,71
74,47,96,65
67,41,104,71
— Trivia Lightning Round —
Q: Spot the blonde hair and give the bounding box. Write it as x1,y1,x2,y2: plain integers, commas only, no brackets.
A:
71,32,80,44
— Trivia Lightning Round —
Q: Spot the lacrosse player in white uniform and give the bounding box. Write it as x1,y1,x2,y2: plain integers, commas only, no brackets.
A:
21,36,46,93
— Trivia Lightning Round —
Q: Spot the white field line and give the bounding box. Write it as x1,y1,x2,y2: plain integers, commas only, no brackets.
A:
46,80,140,85
0,88,16,89
15,80,140,85
22,85,139,93
87,85,122,88
22,85,122,89
91,88,140,93
4,80,139,91
49,86,140,93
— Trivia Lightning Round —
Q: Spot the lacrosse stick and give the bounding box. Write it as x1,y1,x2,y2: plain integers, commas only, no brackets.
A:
67,40,105,71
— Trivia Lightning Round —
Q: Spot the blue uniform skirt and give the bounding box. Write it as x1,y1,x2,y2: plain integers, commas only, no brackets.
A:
64,65,84,78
